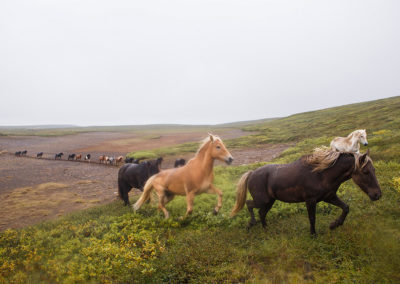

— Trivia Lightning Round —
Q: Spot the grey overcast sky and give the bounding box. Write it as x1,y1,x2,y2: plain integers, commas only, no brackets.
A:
0,1,399,126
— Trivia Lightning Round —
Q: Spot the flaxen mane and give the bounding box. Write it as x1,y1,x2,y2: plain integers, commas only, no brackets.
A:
195,134,221,155
303,147,372,172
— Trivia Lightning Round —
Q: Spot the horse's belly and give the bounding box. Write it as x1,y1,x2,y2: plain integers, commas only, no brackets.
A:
273,186,305,203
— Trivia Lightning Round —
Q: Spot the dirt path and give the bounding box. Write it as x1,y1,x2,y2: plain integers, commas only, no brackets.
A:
0,131,290,231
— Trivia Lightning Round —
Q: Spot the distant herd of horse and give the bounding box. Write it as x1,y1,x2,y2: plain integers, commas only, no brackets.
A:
13,149,186,167
14,129,381,235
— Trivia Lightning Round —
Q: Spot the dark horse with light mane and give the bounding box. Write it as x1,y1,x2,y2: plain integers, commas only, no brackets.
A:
231,148,381,235
117,158,163,205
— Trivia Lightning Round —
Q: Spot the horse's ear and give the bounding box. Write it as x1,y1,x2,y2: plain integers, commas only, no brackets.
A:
209,133,214,142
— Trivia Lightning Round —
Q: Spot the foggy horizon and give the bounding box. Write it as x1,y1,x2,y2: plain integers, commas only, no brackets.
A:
1,1,399,126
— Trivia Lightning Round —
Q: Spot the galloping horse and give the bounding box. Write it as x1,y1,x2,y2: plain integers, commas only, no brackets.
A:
15,151,22,156
133,134,234,218
85,154,91,162
75,154,82,160
330,129,368,154
68,154,76,160
37,152,43,158
21,150,27,156
231,148,381,235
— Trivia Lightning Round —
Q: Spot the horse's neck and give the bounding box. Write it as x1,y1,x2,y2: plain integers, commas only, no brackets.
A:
192,144,214,175
327,155,355,184
348,133,360,146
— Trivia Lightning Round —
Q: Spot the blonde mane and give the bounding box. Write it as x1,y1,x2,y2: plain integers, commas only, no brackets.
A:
196,134,221,155
304,146,372,172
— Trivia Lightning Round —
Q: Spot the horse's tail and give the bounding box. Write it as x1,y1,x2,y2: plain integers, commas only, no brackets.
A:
132,174,157,211
231,170,252,217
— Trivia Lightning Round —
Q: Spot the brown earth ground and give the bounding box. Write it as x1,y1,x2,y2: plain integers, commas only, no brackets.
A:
0,130,290,231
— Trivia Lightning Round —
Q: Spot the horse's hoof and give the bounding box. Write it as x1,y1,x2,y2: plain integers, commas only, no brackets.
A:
213,208,218,215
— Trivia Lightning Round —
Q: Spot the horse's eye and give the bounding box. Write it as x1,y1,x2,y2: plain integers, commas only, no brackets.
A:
216,146,221,149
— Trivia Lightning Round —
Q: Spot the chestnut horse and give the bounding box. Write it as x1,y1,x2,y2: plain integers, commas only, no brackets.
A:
133,134,234,218
99,155,106,164
231,148,381,235
75,154,82,160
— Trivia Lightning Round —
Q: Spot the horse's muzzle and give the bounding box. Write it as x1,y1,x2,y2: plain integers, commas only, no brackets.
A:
364,143,368,146
369,192,381,201
225,157,234,165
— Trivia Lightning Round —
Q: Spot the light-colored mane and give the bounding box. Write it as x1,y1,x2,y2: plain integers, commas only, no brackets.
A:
196,134,221,155
304,146,372,172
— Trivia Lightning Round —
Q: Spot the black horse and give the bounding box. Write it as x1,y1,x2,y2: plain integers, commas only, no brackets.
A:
68,154,76,160
118,157,163,205
15,151,22,156
174,158,186,168
55,153,64,159
37,152,43,158
125,157,134,163
21,150,27,156
125,157,143,164
231,149,381,235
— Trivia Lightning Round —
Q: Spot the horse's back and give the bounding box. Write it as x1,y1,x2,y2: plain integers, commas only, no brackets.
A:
248,160,314,203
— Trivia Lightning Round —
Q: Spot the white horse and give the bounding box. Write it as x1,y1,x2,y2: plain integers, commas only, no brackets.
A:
330,129,368,154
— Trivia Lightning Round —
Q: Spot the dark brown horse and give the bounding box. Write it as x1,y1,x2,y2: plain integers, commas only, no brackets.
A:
231,148,381,235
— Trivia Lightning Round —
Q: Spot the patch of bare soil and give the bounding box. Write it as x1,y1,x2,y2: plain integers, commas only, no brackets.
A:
0,131,290,231
0,154,120,230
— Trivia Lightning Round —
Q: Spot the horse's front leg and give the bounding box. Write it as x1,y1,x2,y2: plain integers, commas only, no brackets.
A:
324,195,349,229
208,184,222,215
306,201,317,235
185,191,195,218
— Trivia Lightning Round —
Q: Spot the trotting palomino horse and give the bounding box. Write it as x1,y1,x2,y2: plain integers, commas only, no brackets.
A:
118,158,163,205
330,129,368,154
133,134,234,218
231,148,381,235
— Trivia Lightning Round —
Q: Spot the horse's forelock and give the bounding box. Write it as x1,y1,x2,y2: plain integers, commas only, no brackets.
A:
197,135,221,153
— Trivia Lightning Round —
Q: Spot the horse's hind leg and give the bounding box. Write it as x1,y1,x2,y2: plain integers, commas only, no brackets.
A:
259,199,275,228
324,195,349,230
246,200,257,229
118,180,131,205
155,188,170,219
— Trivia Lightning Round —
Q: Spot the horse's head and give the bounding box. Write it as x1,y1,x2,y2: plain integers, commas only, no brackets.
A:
147,158,163,175
208,134,234,165
356,129,368,146
351,150,381,201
